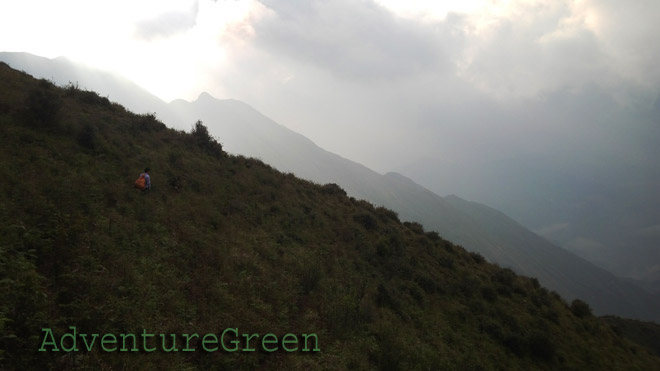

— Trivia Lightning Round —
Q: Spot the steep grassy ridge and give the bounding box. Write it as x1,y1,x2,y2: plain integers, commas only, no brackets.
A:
5,52,657,322
1,63,659,370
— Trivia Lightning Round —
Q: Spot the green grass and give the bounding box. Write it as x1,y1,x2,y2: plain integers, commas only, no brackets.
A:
1,61,659,370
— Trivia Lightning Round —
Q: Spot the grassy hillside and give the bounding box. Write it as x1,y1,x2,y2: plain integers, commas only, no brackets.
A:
443,195,660,321
5,52,658,323
602,316,660,357
167,80,660,322
1,62,659,370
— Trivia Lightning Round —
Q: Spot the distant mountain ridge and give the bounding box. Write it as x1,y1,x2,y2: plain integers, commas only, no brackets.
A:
3,51,659,321
0,52,166,115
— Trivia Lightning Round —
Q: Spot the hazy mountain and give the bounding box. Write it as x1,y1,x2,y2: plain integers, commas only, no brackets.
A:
444,195,660,321
0,52,168,116
164,91,660,321
398,124,660,289
3,52,659,321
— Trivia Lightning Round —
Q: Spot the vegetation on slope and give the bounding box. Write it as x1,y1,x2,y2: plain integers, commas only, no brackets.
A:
602,316,660,357
1,62,659,370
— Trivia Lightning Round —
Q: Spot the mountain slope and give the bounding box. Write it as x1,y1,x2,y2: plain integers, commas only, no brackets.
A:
444,195,660,321
3,52,659,322
3,60,660,371
167,92,660,321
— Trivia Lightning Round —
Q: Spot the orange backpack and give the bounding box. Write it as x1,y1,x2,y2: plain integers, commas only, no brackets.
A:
134,174,146,190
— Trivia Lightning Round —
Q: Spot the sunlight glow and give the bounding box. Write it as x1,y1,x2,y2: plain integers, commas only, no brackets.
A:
0,0,608,102
0,0,262,101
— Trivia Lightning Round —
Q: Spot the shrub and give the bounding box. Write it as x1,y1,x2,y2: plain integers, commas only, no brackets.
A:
135,113,166,132
77,123,96,150
570,299,592,318
480,319,504,341
414,274,440,294
481,286,497,302
407,284,424,305
493,268,516,286
470,251,486,264
504,333,526,356
23,81,61,128
530,277,541,289
543,308,560,324
376,241,390,257
167,174,183,192
320,183,346,196
528,331,556,362
354,213,378,231
191,120,222,158
375,206,399,222
65,83,111,107
436,255,455,269
376,284,400,312
299,262,322,294
403,221,424,235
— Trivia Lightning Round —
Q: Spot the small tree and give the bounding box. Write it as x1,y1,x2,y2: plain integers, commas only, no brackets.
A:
23,81,61,128
77,123,96,151
191,120,211,142
570,299,592,318
191,120,222,158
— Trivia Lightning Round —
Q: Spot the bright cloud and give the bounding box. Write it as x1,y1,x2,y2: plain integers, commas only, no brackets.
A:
2,0,657,104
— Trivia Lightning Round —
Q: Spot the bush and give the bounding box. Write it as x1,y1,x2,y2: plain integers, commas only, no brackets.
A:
543,308,560,324
191,120,222,158
354,213,378,231
376,284,400,312
528,331,556,362
493,268,516,286
570,299,592,318
414,274,440,294
23,81,61,128
424,231,441,242
480,320,504,341
77,123,96,150
375,206,399,222
66,83,112,107
481,286,497,302
530,277,541,289
299,261,322,294
470,251,486,264
403,221,424,235
504,334,526,356
320,183,346,196
135,113,166,132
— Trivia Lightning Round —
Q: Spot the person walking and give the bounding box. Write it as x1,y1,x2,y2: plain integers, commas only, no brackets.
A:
134,168,151,191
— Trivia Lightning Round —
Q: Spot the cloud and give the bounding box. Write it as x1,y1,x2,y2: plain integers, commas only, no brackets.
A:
205,0,660,179
125,0,660,204
227,0,660,109
134,0,200,40
459,0,660,101
582,0,660,88
251,0,449,81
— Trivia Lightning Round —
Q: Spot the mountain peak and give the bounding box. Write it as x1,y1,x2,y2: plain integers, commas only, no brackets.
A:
197,91,215,101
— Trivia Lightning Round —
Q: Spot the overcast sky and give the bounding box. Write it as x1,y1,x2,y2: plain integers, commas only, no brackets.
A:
1,0,659,197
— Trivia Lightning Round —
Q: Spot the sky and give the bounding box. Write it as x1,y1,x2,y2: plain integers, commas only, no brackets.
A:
2,0,658,171
2,0,660,277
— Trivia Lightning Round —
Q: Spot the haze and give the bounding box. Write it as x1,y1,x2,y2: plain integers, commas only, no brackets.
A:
2,1,659,285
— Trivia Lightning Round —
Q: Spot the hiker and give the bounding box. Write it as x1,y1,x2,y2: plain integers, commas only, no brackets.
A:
134,168,151,191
